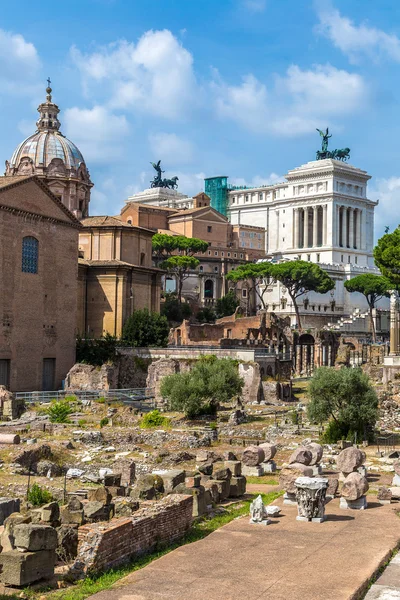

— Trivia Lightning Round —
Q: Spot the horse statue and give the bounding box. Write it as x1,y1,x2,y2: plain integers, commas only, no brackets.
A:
162,176,179,190
332,148,350,162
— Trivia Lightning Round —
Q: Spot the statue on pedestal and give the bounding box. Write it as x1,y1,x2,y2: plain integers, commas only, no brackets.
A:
150,160,179,189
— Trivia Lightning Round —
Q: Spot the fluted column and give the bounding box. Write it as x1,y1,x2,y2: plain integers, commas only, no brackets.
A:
313,206,318,247
293,208,299,248
358,209,363,250
304,208,309,248
323,204,328,246
354,209,359,249
341,206,347,248
349,208,354,249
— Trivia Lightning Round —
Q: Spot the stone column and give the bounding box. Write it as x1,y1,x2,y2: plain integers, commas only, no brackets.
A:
322,345,327,366
296,345,302,375
313,206,318,247
304,208,309,248
323,204,328,246
359,209,364,250
341,206,347,248
293,208,299,248
354,209,359,249
349,208,354,249
390,291,400,355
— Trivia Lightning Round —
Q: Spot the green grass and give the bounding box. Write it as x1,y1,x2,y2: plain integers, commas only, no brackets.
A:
246,476,279,485
32,491,282,600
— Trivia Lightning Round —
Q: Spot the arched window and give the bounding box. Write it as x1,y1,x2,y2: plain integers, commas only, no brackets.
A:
22,237,39,273
204,279,214,298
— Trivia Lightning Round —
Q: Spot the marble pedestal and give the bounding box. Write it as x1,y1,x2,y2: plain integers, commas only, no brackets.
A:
242,465,263,477
283,492,297,506
294,477,328,523
262,460,276,474
340,495,367,510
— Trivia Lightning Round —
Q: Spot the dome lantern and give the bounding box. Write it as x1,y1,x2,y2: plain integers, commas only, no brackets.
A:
5,79,93,219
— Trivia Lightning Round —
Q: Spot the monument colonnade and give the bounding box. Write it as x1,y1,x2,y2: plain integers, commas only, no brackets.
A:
292,204,364,250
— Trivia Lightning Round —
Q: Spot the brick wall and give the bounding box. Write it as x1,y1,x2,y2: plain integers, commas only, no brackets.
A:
73,495,193,576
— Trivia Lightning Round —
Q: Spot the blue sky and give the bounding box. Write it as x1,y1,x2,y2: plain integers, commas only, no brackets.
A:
1,0,400,239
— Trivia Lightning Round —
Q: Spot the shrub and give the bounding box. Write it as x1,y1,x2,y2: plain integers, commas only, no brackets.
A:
161,293,192,323
28,483,53,506
100,417,109,428
196,307,216,323
307,367,378,442
215,291,239,318
76,333,117,366
78,419,87,427
140,410,170,429
95,397,106,404
122,309,169,347
47,400,73,423
160,355,244,419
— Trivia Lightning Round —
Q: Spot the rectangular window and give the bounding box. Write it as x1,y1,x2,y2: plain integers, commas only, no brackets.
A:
227,252,231,257
207,226,212,233
317,253,320,262
214,251,218,256
0,359,10,389
341,254,344,262
348,255,351,263
355,256,358,264
242,289,247,298
221,252,224,257
307,254,311,261
22,236,39,274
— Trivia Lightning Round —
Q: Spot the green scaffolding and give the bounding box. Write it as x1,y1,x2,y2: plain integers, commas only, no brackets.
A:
204,176,229,216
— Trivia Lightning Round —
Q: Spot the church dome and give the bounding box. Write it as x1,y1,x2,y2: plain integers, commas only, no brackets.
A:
9,131,85,171
5,79,93,219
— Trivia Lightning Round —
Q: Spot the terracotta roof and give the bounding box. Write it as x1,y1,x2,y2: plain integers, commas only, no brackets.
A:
169,206,227,219
81,215,132,227
122,202,178,214
78,258,162,272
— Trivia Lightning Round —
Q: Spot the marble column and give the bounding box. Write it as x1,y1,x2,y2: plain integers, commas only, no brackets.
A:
390,291,400,355
313,206,318,248
358,209,363,250
294,208,299,248
349,208,354,249
296,345,302,375
354,209,360,249
304,208,309,248
341,206,347,248
323,204,328,246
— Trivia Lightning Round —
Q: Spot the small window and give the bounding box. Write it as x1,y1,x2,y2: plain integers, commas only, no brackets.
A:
227,252,231,257
234,253,237,258
199,265,203,272
348,255,351,263
127,218,132,224
207,226,212,233
208,250,211,255
214,266,218,272
283,209,285,213
214,251,218,256
140,252,145,266
221,252,224,257
282,223,285,228
240,253,243,258
307,254,311,261
317,253,320,261
242,289,247,298
355,256,358,264
341,255,344,262
22,236,39,273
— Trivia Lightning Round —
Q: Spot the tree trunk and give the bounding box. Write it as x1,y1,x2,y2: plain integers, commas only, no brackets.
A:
369,303,376,343
177,275,183,304
289,292,302,330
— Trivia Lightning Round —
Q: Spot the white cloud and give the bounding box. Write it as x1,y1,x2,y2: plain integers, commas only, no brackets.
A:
71,30,198,119
0,29,41,94
63,105,129,163
242,0,267,12
230,173,283,187
315,1,400,63
149,132,194,164
370,177,400,240
214,64,366,136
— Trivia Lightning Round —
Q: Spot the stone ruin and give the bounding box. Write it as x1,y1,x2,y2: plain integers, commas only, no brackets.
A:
0,386,24,421
241,443,277,477
294,477,328,523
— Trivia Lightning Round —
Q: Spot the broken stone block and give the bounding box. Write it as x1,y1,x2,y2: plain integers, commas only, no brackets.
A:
305,442,323,466
104,473,122,487
212,467,231,481
229,476,246,497
129,475,157,501
279,465,313,495
185,474,201,488
87,487,112,505
67,496,83,511
0,434,20,445
114,498,139,517
119,460,136,486
288,447,312,466
340,496,367,510
162,470,185,493
191,486,207,517
242,445,265,467
56,525,78,561
198,462,213,476
261,461,277,474
223,451,237,461
214,479,230,501
326,477,339,498
1,513,31,552
202,480,219,504
83,501,114,522
337,446,364,475
259,443,277,462
0,498,20,525
0,549,55,586
224,461,241,477
378,487,392,505
241,465,263,477
41,501,60,524
36,460,63,477
341,472,369,501
60,506,84,526
107,486,126,498
13,524,58,552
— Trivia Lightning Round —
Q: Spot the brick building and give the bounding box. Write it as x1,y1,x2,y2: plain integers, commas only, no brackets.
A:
77,216,162,337
0,176,80,391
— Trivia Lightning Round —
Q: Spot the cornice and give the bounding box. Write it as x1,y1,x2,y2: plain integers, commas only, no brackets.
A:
0,203,82,229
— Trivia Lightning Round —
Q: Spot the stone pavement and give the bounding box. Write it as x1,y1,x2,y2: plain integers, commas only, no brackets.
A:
89,496,400,600
364,553,400,599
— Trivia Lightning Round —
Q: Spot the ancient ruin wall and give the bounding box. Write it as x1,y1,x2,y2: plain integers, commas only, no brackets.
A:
73,495,193,575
